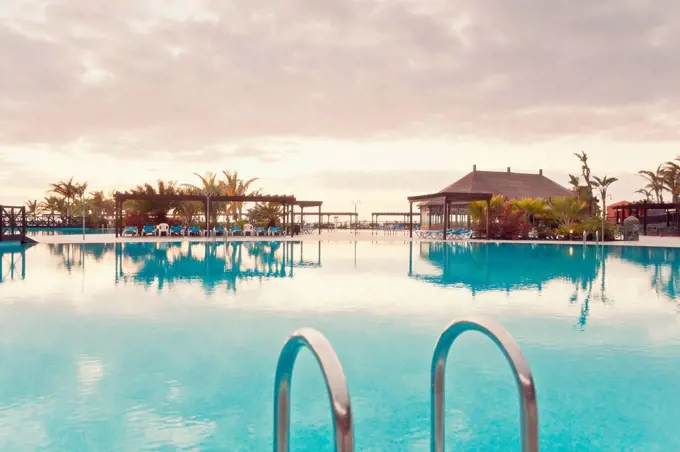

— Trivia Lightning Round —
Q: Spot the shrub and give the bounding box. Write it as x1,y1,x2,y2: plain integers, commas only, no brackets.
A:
473,201,531,240
125,211,150,229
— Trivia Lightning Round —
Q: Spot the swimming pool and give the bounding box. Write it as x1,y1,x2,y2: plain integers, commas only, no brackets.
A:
0,241,678,450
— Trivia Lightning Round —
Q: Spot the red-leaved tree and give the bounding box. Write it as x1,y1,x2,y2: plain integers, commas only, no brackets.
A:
473,201,531,239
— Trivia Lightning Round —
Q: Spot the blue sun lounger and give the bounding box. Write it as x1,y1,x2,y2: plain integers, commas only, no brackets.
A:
142,225,155,236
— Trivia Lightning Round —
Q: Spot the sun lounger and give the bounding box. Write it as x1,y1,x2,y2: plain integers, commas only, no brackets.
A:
170,225,183,236
188,225,201,236
229,225,243,236
255,226,266,236
123,226,138,236
268,226,281,236
214,225,226,236
142,225,155,236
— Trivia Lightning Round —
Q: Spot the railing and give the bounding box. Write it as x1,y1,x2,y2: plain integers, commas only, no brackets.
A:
431,317,539,452
0,205,26,241
273,328,353,452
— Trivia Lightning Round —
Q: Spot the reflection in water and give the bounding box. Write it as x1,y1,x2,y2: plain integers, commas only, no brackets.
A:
16,241,321,294
0,246,27,282
611,246,680,300
115,241,299,292
1,241,680,450
409,242,680,329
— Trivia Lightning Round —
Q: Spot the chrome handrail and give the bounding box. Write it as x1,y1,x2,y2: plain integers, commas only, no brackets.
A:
431,317,539,452
273,328,354,452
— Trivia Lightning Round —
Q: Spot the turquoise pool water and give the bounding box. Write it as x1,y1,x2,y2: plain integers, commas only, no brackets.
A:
26,227,113,236
1,241,679,450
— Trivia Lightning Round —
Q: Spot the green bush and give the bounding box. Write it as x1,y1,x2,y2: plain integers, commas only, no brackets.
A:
553,216,617,240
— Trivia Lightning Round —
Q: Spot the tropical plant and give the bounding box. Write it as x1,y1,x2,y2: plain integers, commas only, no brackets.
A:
125,180,181,223
249,202,282,225
468,194,504,222
592,175,618,240
222,171,259,221
574,151,596,214
547,196,588,227
638,165,665,202
49,177,88,219
39,196,67,220
185,172,224,224
472,201,530,240
634,188,653,202
25,200,40,221
88,191,115,225
662,161,680,202
568,174,580,192
511,197,548,227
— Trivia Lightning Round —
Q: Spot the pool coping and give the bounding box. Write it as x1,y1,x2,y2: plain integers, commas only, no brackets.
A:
27,232,680,248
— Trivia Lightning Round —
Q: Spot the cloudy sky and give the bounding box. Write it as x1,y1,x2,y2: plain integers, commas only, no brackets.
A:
1,0,679,216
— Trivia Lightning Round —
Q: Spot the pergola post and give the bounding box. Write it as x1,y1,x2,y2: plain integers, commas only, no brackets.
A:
443,201,449,241
409,202,413,238
204,198,209,231
318,206,322,234
486,198,491,239
114,197,119,238
300,206,304,235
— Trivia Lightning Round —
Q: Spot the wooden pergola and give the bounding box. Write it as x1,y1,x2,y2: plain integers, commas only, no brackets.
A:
407,192,493,240
291,201,323,234
296,212,359,227
371,212,419,225
113,192,296,237
613,202,680,236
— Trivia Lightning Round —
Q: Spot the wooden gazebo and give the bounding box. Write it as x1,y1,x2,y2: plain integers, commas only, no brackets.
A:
407,192,492,240
113,192,296,237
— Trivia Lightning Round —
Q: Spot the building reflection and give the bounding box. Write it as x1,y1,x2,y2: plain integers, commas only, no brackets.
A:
113,241,321,292
409,241,601,293
0,245,29,282
409,242,612,330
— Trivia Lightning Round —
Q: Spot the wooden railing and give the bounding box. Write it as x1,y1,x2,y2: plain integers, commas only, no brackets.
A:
0,206,27,242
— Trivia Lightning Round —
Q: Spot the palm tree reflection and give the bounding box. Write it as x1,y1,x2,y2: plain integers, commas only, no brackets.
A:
113,241,319,293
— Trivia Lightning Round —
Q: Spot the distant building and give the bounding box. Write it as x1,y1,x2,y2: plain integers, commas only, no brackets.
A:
608,201,630,223
419,166,571,229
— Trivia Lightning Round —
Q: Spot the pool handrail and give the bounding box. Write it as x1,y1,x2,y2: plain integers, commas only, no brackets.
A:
273,328,354,452
431,317,539,452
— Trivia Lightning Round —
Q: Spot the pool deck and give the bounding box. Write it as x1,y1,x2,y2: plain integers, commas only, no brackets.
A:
30,231,680,248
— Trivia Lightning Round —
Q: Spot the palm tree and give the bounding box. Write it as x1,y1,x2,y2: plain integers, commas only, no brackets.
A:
638,165,665,202
635,188,653,202
249,202,282,225
662,161,680,202
39,196,67,222
568,174,580,193
468,194,504,222
592,175,619,240
574,151,595,214
185,172,224,224
25,200,40,222
88,191,115,226
547,196,588,227
222,171,259,221
511,198,548,227
126,180,181,222
49,177,88,220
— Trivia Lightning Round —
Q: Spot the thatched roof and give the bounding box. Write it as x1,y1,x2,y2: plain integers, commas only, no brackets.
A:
422,168,571,206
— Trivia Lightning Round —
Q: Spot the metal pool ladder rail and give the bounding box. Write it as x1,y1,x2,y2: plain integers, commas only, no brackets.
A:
273,328,354,452
431,317,539,452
